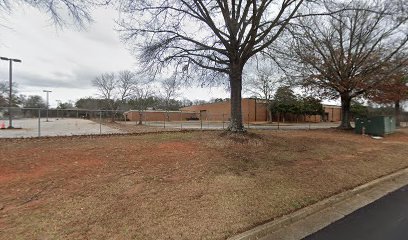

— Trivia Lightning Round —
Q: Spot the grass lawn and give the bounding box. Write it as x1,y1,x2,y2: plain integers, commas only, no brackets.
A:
1,129,407,239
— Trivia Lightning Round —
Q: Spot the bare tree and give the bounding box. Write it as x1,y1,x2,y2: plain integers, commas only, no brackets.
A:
244,59,282,101
117,70,136,102
92,72,116,101
280,0,408,129
131,82,155,124
134,84,154,107
92,72,118,121
161,76,181,111
0,0,108,27
117,0,327,132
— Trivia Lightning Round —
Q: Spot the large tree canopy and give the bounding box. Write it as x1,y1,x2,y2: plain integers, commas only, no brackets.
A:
278,0,408,129
117,0,324,132
368,65,408,126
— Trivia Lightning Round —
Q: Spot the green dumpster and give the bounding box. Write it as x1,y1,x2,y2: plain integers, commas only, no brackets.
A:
355,116,396,136
354,117,367,134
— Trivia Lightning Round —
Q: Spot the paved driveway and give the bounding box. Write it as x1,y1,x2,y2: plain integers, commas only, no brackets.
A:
303,185,408,240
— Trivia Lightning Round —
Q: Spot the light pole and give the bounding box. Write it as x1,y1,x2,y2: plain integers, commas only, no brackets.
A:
1,56,22,129
56,99,61,119
43,90,52,122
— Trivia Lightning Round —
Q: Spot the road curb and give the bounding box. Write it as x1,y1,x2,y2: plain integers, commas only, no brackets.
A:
228,167,408,240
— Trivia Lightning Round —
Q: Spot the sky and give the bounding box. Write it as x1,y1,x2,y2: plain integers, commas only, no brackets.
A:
0,5,230,108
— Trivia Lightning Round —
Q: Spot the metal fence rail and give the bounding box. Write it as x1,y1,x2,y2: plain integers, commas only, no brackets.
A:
0,107,127,138
1,107,407,138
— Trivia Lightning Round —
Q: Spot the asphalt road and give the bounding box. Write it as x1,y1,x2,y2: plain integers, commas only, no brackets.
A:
303,185,408,240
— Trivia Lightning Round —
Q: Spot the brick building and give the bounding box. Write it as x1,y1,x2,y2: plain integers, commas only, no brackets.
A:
181,99,341,123
125,110,197,122
180,98,269,122
125,99,342,123
323,105,342,122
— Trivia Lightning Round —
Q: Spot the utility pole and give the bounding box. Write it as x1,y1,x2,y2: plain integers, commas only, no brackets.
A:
43,90,52,122
56,100,61,119
1,56,22,129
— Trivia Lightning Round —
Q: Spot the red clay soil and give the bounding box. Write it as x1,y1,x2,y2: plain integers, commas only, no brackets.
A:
0,129,407,239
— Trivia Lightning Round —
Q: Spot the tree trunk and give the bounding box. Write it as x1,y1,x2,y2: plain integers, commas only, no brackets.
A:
395,100,401,127
339,94,352,129
138,110,143,125
228,63,244,132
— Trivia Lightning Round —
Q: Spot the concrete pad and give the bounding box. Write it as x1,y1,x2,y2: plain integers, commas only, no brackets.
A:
0,118,123,138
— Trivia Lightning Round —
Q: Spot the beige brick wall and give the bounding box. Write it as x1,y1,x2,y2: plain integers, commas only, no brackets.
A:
304,115,322,123
324,105,342,122
125,102,341,123
181,98,269,122
125,111,197,122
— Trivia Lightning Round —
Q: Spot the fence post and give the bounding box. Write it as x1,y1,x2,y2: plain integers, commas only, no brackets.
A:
38,109,41,137
222,113,225,130
164,113,166,129
99,111,102,135
76,110,79,118
247,113,250,129
200,112,203,130
180,111,183,129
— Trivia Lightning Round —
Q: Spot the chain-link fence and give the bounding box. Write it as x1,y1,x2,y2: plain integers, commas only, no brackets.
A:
128,112,232,130
0,107,127,138
123,111,342,130
1,107,407,138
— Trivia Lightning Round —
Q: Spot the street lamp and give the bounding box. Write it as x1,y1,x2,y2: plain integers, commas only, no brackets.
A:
56,99,61,119
43,90,52,122
1,56,22,129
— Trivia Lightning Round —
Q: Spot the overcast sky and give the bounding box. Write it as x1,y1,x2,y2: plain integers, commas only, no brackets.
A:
0,6,229,107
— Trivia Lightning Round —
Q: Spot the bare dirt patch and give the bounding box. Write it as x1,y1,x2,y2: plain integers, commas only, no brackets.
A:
0,129,407,239
104,121,181,134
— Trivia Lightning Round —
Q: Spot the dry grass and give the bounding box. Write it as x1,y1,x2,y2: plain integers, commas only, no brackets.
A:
0,129,407,239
